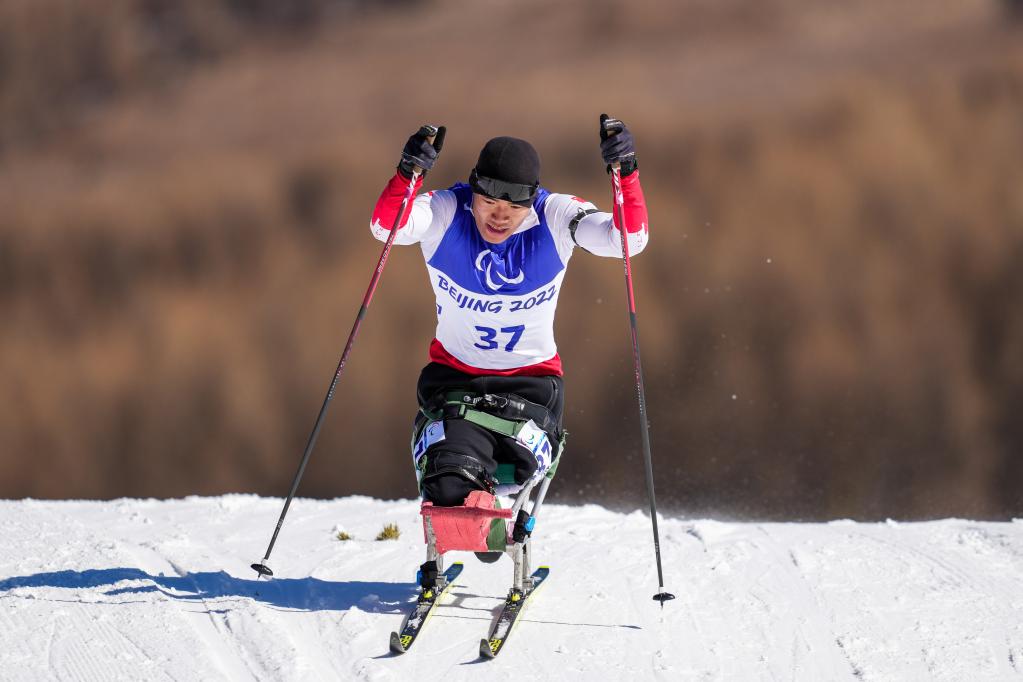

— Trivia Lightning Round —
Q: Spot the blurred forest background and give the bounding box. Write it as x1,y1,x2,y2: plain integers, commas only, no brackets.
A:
1,0,1021,520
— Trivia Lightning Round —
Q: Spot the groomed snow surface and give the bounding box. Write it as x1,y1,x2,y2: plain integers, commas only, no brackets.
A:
1,497,1021,681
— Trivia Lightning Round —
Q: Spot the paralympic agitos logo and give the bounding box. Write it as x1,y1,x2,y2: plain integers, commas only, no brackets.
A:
475,250,524,291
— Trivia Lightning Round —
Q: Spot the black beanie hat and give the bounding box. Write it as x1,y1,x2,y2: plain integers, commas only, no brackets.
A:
469,136,540,206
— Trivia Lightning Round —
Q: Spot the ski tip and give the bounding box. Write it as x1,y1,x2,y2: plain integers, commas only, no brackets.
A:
388,631,408,655
653,591,676,606
479,638,497,659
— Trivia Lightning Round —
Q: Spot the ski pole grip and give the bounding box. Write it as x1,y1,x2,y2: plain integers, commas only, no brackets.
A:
413,124,441,175
601,118,622,170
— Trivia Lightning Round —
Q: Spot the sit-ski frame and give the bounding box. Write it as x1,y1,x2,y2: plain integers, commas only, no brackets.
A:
423,473,554,594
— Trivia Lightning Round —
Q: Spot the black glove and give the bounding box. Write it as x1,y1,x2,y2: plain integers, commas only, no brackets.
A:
398,124,446,178
599,113,637,176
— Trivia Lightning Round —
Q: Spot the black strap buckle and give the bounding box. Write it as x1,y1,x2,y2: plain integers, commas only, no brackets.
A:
461,393,509,410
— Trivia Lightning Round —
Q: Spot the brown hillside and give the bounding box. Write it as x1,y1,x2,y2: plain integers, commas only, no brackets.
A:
1,0,1021,518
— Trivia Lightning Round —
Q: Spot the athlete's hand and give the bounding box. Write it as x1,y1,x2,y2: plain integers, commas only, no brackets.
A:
398,124,447,178
599,113,637,176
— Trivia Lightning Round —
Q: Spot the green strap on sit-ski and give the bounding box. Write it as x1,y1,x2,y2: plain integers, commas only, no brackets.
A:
415,389,567,481
419,390,525,440
462,409,523,439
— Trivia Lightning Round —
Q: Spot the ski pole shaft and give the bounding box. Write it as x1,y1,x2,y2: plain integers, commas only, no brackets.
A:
251,129,437,578
609,156,674,605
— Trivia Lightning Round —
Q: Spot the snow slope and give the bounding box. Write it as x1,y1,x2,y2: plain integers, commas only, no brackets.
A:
1,496,1021,681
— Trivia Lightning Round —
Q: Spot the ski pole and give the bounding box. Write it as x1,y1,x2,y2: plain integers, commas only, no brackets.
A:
251,126,440,579
606,120,675,606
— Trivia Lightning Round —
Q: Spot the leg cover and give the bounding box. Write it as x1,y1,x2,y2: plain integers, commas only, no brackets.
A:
421,472,480,507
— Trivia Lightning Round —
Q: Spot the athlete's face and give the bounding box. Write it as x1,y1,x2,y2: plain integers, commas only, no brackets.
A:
471,193,530,244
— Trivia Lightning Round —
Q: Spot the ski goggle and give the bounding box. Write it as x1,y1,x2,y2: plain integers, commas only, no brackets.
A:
468,169,538,206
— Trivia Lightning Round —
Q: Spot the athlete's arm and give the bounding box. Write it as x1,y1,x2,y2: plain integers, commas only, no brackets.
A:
369,173,456,245
543,114,650,258
369,125,454,244
544,174,650,258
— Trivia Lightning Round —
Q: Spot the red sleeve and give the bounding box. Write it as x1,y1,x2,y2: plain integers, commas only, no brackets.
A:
612,169,649,235
371,171,424,231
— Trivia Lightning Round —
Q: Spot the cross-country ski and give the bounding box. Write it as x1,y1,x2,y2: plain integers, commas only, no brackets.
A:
389,562,463,654
479,566,550,658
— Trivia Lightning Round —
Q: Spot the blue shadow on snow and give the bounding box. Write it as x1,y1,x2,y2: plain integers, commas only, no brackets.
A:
0,568,415,614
